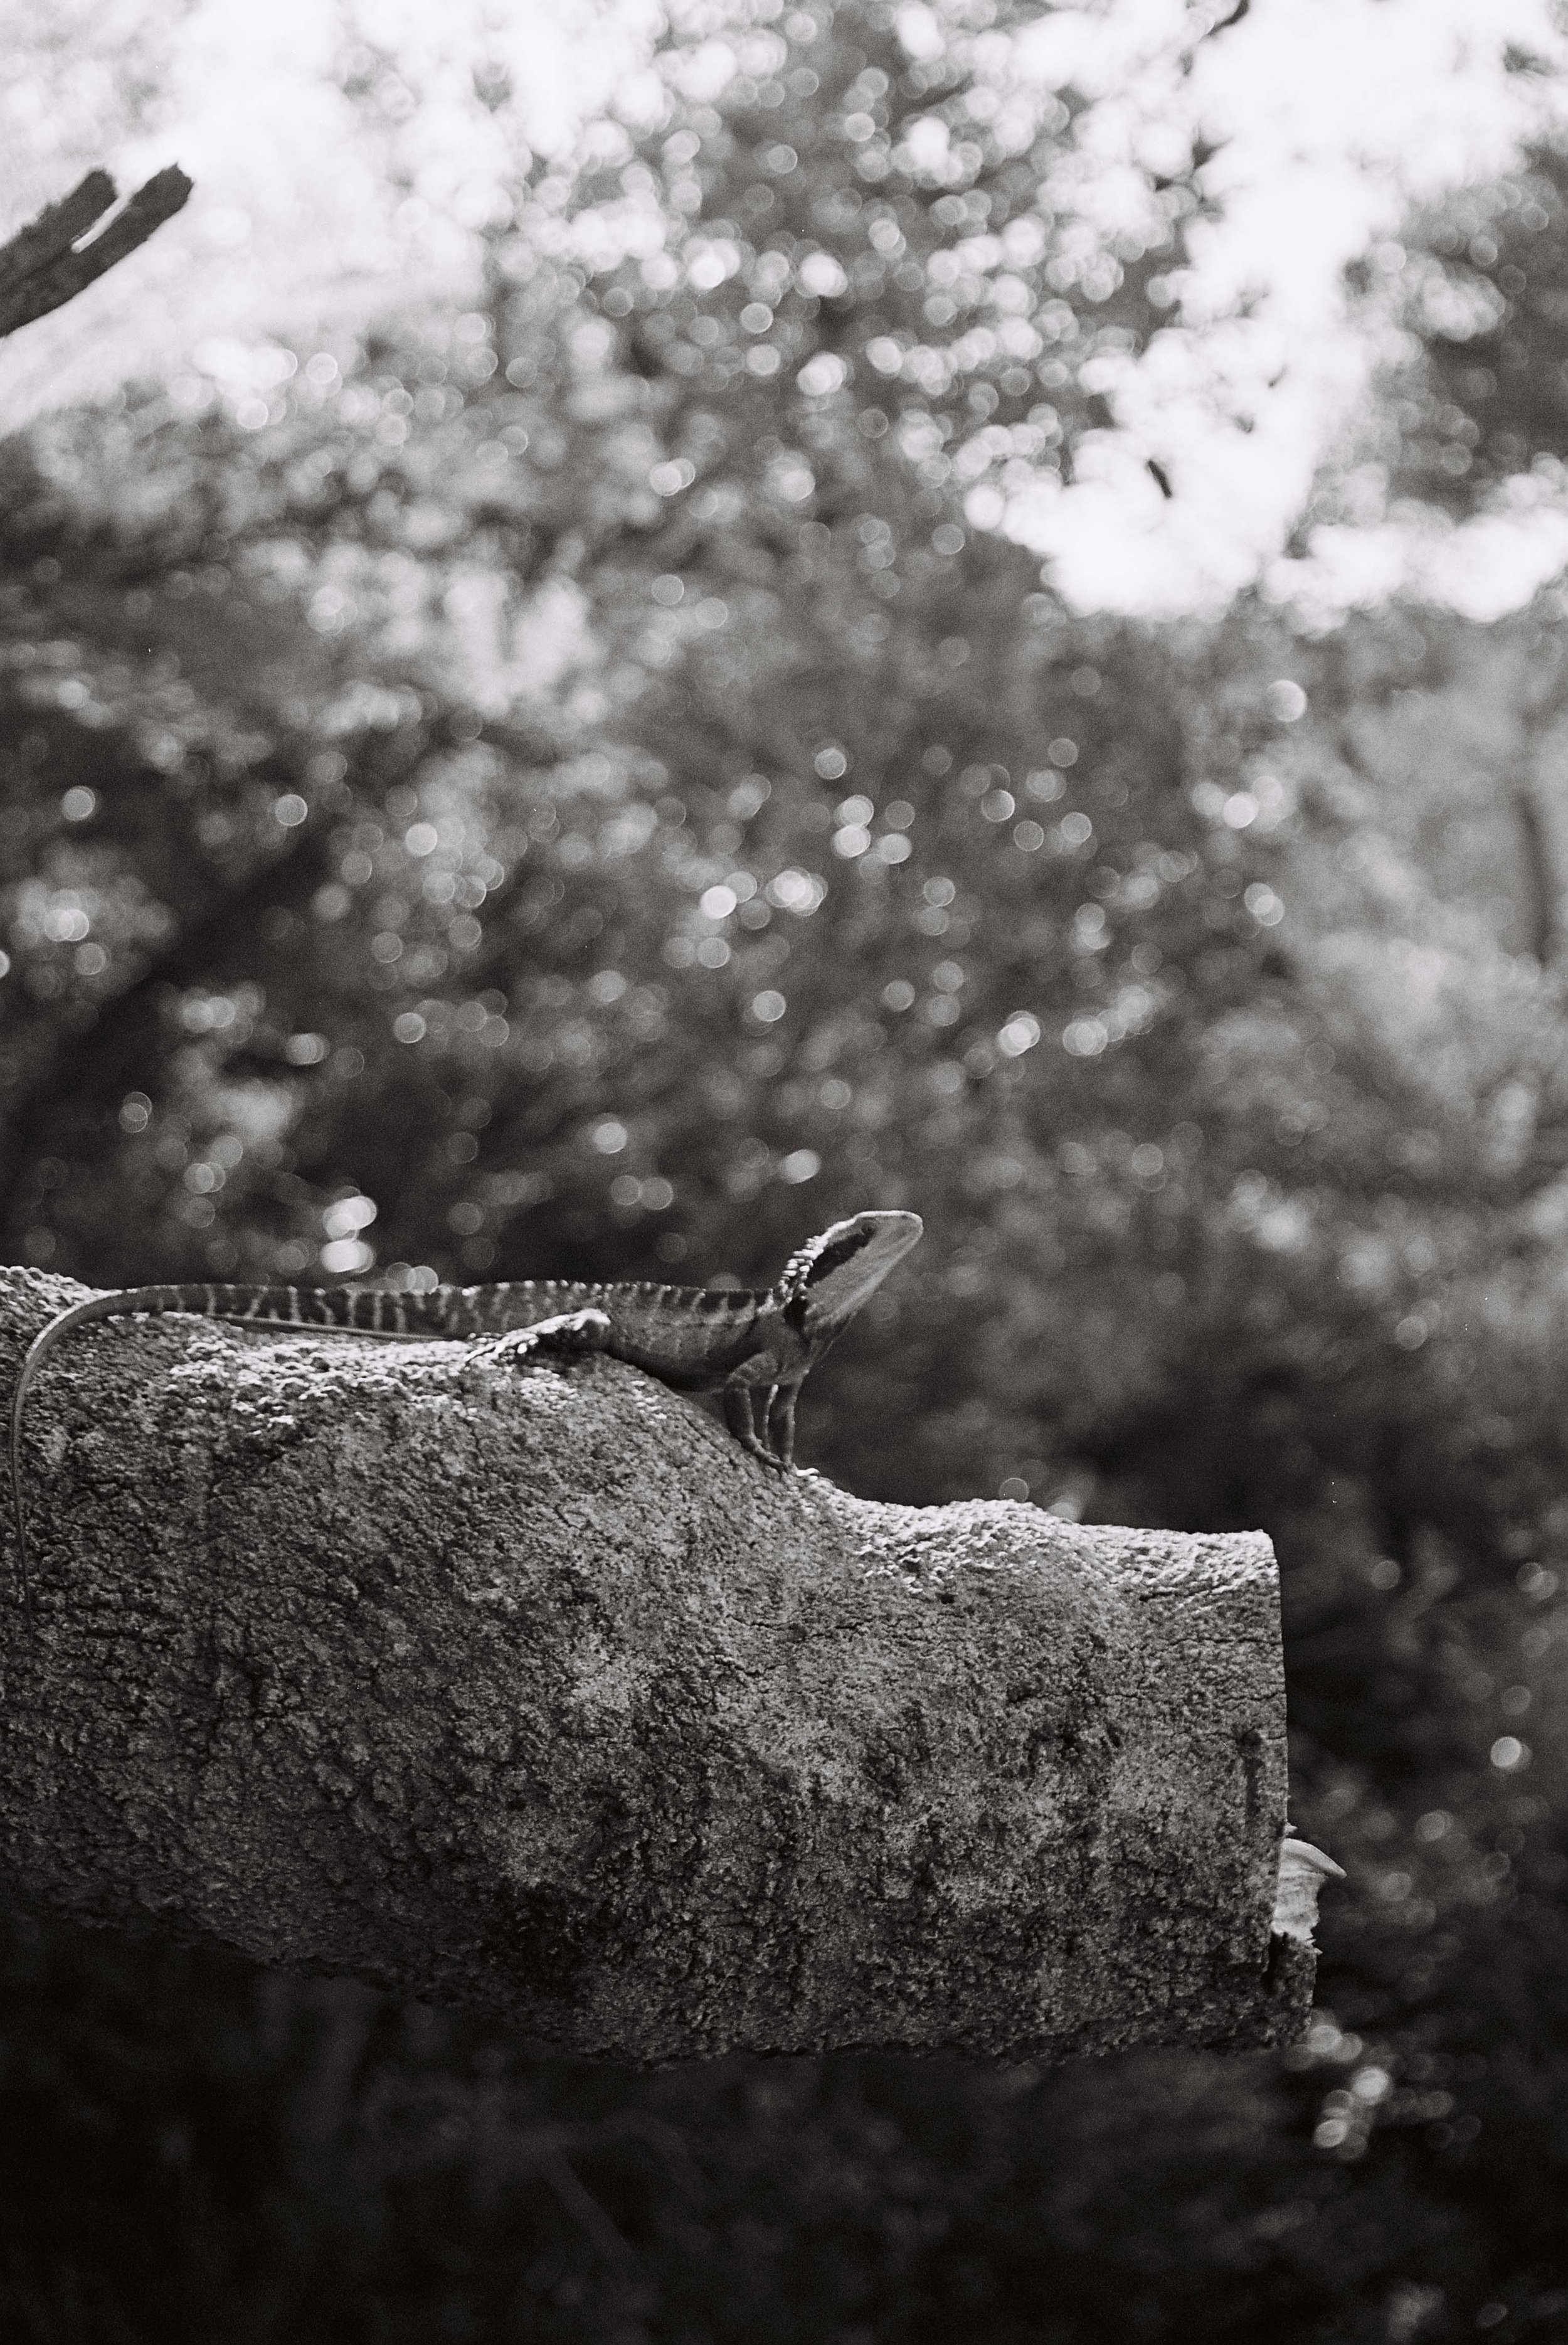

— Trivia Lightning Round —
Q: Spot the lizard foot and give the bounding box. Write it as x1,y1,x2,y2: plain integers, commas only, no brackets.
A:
480,1309,612,1366
723,1378,798,1470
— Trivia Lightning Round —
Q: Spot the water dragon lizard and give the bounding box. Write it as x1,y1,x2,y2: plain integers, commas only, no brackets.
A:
7,1208,923,1620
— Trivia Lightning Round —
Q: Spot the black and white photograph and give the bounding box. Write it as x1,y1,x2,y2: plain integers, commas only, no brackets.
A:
1,1,1564,2337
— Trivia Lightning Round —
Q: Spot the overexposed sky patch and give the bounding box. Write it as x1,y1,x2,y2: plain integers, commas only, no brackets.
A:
0,0,656,426
1009,0,1568,614
4,0,1568,618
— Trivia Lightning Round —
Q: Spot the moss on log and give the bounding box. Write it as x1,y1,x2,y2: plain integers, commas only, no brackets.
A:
0,1268,1312,2063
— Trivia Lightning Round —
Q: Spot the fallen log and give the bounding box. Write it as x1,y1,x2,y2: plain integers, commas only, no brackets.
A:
0,1267,1318,2064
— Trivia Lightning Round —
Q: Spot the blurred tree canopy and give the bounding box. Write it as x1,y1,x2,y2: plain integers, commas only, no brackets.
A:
1375,135,1568,515
1,3,1567,2339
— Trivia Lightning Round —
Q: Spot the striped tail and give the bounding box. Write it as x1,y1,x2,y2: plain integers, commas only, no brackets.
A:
11,1289,188,1624
6,1281,479,1625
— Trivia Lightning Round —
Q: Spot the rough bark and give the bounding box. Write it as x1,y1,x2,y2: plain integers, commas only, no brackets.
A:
0,1267,1312,2065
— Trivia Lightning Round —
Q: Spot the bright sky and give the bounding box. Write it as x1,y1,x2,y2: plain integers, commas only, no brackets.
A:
1005,0,1568,615
0,0,649,421
3,0,1567,619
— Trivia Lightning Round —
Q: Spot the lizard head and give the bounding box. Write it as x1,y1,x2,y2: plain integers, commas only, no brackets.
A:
775,1209,924,1340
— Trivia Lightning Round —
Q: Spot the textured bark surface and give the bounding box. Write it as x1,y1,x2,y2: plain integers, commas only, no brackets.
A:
0,1268,1311,2065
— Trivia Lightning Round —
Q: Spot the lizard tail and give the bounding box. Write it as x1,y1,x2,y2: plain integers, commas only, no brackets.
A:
9,1287,190,1627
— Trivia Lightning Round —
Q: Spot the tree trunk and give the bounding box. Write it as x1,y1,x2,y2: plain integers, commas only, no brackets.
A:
0,1267,1314,2065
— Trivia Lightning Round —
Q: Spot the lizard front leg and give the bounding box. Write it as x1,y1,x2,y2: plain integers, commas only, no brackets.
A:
766,1382,801,1469
723,1375,783,1466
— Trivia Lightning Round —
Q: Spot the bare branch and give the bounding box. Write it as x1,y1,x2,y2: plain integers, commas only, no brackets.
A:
538,2152,636,2264
0,166,193,343
1514,783,1558,966
0,171,120,301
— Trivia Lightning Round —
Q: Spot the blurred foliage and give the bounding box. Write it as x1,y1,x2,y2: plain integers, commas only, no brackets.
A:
1,1,1567,2339
1372,132,1568,516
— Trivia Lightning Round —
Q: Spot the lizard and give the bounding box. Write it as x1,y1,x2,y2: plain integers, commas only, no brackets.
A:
7,1208,923,1621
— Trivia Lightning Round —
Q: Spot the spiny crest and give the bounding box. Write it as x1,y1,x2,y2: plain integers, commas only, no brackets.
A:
777,1220,872,1302
774,1210,923,1319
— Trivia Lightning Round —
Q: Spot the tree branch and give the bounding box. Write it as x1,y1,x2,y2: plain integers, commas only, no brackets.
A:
1514,780,1558,966
0,167,193,343
0,1268,1318,2063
